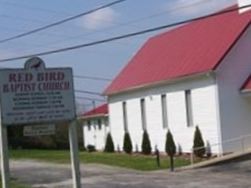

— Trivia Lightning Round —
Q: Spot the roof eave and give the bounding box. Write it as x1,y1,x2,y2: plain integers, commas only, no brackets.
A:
106,71,215,96
240,89,251,93
79,114,108,120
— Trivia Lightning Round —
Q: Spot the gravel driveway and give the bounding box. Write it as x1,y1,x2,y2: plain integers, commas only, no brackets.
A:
10,158,251,188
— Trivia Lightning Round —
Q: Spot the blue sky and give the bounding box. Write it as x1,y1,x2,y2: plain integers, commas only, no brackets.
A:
0,0,235,112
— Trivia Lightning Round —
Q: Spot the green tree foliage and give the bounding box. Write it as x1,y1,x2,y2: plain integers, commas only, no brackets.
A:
104,133,114,153
141,131,151,155
165,129,176,171
193,126,205,157
165,130,176,156
123,132,132,154
8,122,85,150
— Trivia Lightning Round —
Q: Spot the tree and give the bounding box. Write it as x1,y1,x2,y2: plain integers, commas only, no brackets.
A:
104,133,114,152
123,132,132,154
165,129,176,172
193,126,205,157
141,131,151,155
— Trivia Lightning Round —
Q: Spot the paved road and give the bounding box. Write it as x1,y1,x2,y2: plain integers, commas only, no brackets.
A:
10,159,251,188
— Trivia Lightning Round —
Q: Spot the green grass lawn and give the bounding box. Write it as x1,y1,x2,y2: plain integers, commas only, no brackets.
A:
10,149,190,171
10,182,29,188
0,181,29,188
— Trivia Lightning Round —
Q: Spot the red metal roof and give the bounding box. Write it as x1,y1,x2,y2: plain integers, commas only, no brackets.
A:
105,6,251,95
82,103,108,118
241,76,251,92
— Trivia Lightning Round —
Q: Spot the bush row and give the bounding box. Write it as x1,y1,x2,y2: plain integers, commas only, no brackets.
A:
104,126,208,158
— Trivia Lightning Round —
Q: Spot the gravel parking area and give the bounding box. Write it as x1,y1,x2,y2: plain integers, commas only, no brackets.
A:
10,158,251,188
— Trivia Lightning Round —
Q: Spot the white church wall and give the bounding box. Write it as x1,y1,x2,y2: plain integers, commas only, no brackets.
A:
108,75,221,153
216,25,251,153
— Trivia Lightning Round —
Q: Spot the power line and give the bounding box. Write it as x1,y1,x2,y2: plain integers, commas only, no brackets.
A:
75,96,106,102
0,25,73,39
0,1,71,16
75,89,103,96
74,75,112,81
0,0,128,44
12,0,209,51
0,4,249,63
0,14,80,38
0,64,111,81
0,0,209,55
0,14,49,24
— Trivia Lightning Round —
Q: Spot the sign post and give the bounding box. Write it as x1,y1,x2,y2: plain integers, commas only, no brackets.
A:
0,57,81,188
0,119,10,188
69,120,81,188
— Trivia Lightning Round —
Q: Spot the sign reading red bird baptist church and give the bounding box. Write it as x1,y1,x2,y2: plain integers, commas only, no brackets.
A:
0,57,76,125
0,57,81,188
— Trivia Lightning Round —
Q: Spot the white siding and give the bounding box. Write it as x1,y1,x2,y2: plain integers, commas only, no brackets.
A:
168,91,191,152
167,87,219,153
108,75,220,153
192,86,220,153
83,118,108,151
83,124,95,147
145,95,165,151
109,102,124,151
216,25,251,153
127,99,143,151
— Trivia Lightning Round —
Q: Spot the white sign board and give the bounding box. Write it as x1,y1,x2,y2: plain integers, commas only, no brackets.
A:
24,124,55,136
0,57,76,125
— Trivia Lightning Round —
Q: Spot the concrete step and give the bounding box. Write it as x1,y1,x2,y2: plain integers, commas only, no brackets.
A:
179,149,251,170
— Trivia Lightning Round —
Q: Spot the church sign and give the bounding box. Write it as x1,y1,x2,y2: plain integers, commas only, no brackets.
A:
0,57,81,188
0,57,76,125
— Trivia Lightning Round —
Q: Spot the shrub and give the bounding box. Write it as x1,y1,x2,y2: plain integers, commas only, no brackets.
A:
193,126,205,157
87,145,96,152
141,131,151,155
165,130,176,156
104,133,114,152
123,132,132,154
165,129,176,171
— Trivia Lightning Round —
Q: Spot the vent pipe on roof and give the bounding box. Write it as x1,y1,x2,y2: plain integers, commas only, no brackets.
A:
238,0,251,13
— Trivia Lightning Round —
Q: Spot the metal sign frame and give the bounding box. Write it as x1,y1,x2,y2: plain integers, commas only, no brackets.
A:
0,57,81,188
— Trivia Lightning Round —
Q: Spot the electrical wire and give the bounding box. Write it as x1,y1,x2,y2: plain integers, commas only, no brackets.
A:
8,0,210,51
0,0,128,44
0,64,111,81
0,1,71,16
74,75,111,81
0,4,249,63
75,96,106,102
0,0,209,55
75,89,103,96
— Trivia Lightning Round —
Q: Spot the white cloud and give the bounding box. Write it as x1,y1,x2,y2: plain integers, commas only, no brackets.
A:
165,0,235,18
77,7,118,30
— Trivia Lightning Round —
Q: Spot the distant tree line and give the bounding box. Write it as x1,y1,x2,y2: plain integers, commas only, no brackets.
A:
7,121,84,150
